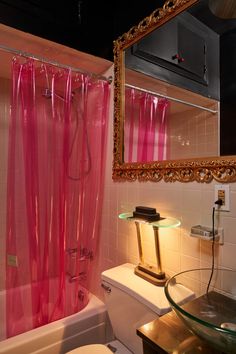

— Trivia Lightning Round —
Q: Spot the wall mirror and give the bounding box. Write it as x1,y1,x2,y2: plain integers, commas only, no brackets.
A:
113,0,236,183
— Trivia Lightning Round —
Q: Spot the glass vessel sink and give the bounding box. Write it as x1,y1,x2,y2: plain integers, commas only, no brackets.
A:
165,268,236,354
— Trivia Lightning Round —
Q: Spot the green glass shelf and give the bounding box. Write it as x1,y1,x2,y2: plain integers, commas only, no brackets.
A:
119,212,181,228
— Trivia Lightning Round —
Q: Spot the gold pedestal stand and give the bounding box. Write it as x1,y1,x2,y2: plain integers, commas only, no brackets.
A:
134,222,169,286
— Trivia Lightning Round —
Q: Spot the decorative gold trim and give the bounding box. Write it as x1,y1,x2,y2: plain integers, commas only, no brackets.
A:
112,158,236,183
113,0,236,183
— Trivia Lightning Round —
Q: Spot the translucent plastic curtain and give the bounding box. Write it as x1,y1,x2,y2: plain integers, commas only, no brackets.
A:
5,58,110,338
124,88,170,162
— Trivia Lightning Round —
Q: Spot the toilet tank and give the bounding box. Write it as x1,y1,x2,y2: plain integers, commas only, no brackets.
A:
101,263,171,354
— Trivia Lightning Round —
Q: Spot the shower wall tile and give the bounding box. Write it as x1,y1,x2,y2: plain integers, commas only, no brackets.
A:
221,243,236,269
162,249,181,273
180,254,200,272
182,189,202,212
160,228,181,252
180,210,201,231
200,240,221,268
226,191,236,218
221,216,236,244
181,233,201,259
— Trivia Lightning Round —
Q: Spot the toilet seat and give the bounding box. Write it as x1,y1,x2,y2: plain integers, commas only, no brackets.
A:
66,344,112,353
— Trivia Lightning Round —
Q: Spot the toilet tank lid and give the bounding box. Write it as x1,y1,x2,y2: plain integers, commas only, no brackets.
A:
101,263,194,316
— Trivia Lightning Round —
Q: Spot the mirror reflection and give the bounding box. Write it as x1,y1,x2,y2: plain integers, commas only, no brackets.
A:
124,72,218,163
123,0,236,163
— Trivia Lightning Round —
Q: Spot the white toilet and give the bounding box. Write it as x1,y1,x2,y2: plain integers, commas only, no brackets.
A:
66,263,193,354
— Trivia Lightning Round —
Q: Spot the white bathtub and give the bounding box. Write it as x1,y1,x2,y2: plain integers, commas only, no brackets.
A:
0,294,111,354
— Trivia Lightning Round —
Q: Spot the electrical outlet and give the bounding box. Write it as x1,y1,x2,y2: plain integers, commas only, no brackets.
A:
214,184,230,211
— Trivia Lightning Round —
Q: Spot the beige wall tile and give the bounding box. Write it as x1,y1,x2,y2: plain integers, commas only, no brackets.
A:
221,243,236,269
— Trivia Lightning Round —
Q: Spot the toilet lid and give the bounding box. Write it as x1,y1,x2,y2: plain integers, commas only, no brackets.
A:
67,344,112,354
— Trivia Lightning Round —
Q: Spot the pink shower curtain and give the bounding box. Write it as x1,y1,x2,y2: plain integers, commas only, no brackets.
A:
5,58,110,338
124,87,169,162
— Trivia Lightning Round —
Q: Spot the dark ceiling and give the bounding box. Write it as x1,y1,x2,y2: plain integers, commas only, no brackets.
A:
0,0,165,61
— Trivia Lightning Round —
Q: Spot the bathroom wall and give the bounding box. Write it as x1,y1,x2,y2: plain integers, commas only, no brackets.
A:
92,66,236,298
0,28,235,299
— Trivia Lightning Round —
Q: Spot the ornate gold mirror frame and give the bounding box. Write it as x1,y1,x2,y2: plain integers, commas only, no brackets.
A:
113,0,236,183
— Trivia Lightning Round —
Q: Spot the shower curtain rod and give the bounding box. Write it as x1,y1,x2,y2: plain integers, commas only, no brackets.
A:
126,83,218,114
0,44,112,83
